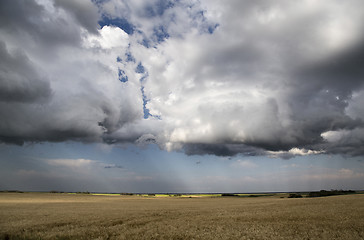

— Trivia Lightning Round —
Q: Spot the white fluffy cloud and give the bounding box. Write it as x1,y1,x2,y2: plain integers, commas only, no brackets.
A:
84,25,129,49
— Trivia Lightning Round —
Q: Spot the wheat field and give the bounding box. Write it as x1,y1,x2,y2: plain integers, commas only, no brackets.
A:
1,192,364,239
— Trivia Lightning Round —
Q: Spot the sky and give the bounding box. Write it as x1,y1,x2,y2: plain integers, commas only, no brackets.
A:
0,0,364,193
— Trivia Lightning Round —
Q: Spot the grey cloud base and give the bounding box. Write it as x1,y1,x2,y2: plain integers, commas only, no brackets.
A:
0,0,142,145
1,0,364,158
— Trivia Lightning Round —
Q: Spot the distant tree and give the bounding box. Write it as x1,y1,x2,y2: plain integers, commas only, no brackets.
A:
288,193,302,198
120,193,134,196
248,195,259,197
50,190,60,193
221,193,238,197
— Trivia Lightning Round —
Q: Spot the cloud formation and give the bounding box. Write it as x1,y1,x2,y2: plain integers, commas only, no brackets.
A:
0,0,143,145
1,0,364,158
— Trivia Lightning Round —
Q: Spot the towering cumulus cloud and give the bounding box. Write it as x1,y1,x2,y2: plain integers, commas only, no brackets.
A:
1,0,364,158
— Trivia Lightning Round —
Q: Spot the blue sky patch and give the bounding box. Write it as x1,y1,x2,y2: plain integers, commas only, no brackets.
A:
136,62,145,74
143,0,175,18
125,52,135,62
99,16,134,35
141,38,150,48
141,86,151,119
118,69,128,83
208,23,219,34
153,25,170,43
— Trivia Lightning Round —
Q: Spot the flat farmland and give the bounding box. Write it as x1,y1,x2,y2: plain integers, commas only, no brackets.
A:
1,193,364,239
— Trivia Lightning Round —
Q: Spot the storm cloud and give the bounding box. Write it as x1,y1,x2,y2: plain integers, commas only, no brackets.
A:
1,0,364,158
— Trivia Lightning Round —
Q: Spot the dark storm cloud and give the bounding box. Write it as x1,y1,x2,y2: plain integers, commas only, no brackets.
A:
0,41,52,103
292,40,364,112
0,0,84,48
300,41,364,94
0,0,142,146
183,143,265,157
274,39,364,155
0,102,101,145
0,0,44,33
54,0,100,34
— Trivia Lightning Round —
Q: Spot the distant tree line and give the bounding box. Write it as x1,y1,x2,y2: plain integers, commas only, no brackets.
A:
307,190,356,198
0,190,24,193
286,190,357,198
50,190,64,193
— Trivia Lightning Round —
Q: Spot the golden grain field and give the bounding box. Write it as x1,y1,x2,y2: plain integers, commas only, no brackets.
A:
1,193,364,239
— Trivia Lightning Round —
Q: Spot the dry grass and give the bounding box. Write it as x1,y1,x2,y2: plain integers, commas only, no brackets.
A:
1,192,364,239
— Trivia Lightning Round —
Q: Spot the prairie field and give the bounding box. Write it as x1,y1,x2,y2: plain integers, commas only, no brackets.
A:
0,193,364,240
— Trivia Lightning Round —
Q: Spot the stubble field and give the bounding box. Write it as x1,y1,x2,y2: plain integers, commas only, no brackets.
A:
1,192,364,239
